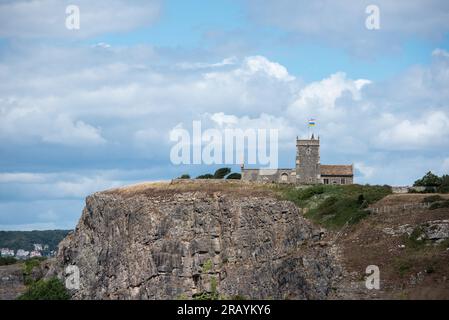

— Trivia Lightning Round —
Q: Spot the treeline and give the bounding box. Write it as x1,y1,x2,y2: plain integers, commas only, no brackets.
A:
413,171,449,193
0,230,71,251
178,167,241,180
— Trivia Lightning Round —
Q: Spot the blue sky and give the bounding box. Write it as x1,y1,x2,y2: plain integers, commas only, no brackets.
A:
1,0,449,230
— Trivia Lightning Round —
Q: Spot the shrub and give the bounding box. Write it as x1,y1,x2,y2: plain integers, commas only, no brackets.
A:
202,259,213,273
406,227,426,249
422,195,443,203
438,175,449,193
213,167,231,179
196,174,214,179
277,184,391,229
226,173,241,180
0,256,17,266
429,200,449,210
414,171,442,187
178,174,190,179
17,277,70,300
192,277,219,300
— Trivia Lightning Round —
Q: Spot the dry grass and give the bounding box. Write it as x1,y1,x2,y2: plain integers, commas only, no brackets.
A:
375,193,449,206
103,179,276,199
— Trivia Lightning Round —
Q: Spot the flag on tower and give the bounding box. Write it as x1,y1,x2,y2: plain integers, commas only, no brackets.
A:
308,119,316,127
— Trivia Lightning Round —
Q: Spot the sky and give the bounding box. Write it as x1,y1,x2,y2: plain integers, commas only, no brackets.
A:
1,0,449,230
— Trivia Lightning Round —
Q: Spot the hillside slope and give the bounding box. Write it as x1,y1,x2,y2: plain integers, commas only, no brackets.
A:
334,193,449,299
45,181,449,300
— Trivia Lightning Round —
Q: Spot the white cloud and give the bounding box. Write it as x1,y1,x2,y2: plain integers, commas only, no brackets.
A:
0,0,161,39
376,111,449,150
245,0,449,55
0,173,45,184
442,158,449,172
204,56,295,82
175,57,237,70
287,72,370,120
355,162,375,179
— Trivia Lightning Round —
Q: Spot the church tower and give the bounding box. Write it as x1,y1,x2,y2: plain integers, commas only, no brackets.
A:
296,134,320,184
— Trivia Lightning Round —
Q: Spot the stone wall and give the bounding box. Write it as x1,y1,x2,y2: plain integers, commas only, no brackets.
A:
241,169,296,183
321,176,353,185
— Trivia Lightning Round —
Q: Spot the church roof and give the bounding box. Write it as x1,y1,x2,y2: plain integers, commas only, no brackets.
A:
320,164,353,176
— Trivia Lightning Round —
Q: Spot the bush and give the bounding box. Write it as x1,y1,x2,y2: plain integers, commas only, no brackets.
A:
429,200,449,210
438,175,449,193
226,173,241,180
213,167,231,179
277,184,392,229
422,195,443,203
23,257,46,274
196,174,214,179
414,171,442,187
18,277,70,300
0,256,17,266
178,174,190,179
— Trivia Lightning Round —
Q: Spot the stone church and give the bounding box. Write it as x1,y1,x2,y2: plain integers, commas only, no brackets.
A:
241,135,354,185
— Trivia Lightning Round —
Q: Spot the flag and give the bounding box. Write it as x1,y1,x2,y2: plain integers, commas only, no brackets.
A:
308,119,316,127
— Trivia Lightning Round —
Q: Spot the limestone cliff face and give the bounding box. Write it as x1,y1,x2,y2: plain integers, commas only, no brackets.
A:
50,181,341,300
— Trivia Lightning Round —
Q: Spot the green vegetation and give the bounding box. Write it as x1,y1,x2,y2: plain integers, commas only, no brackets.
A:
429,200,449,210
414,171,449,193
395,259,413,277
178,174,191,179
23,257,47,285
17,277,70,300
405,227,426,250
192,276,219,300
196,173,214,179
0,256,17,266
0,230,70,252
226,173,242,180
188,167,241,180
275,184,392,229
422,195,443,203
202,259,213,273
213,167,231,179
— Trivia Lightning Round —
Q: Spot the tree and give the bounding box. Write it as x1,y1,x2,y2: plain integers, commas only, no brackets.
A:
213,167,231,179
196,174,214,179
226,173,241,180
178,174,190,179
438,175,449,193
18,277,70,300
413,171,442,187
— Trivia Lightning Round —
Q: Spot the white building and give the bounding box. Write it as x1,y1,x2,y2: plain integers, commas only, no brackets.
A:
33,243,43,251
16,249,30,259
30,250,42,258
1,248,15,257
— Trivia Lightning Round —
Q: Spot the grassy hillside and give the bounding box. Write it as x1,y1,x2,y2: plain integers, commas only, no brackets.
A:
0,230,71,252
274,184,392,229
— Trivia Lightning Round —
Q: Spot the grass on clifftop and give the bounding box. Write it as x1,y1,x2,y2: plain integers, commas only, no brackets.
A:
274,184,392,229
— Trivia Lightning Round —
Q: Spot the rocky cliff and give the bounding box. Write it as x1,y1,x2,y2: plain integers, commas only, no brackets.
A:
49,181,342,300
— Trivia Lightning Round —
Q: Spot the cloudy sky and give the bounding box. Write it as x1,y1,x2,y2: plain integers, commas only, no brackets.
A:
1,0,449,230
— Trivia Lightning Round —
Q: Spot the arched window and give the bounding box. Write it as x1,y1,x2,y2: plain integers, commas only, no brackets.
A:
280,173,288,183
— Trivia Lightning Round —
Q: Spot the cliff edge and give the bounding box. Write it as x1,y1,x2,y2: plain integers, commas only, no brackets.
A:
48,180,342,300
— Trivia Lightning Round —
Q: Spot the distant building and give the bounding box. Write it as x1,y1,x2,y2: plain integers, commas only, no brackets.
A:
33,243,43,251
241,135,354,185
0,248,15,257
30,250,42,258
16,249,30,259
